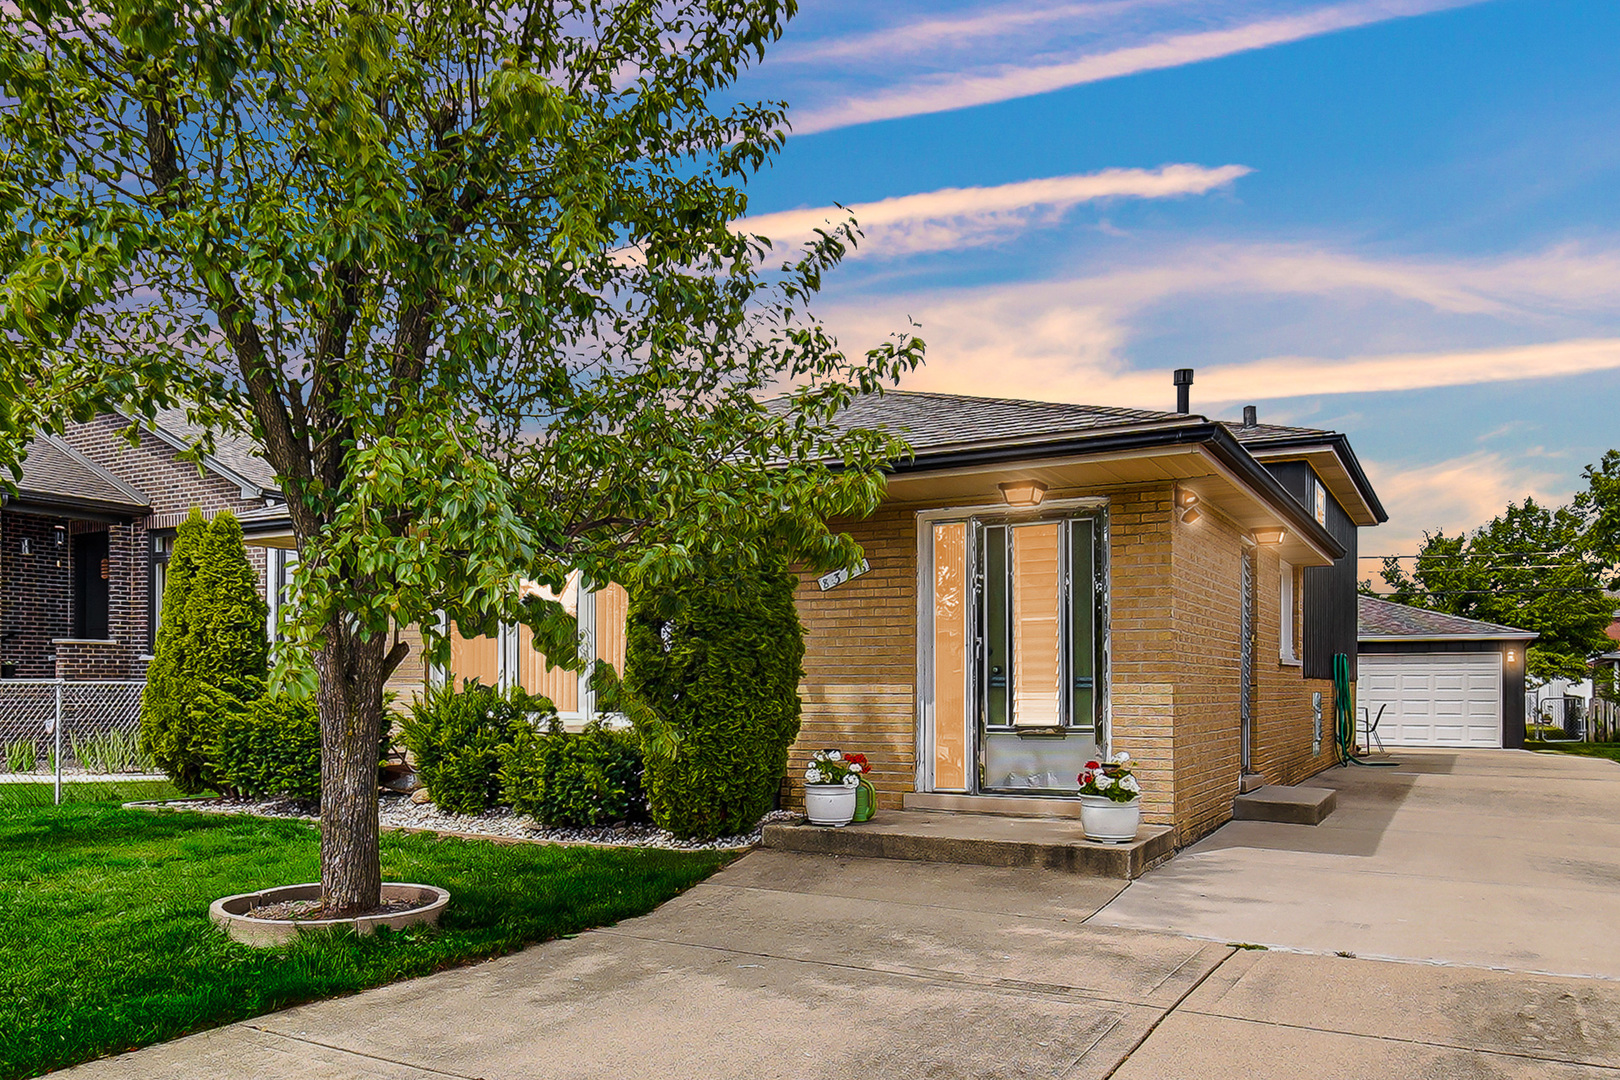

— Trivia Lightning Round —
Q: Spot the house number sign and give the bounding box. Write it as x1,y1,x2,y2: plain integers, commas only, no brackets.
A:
817,559,871,591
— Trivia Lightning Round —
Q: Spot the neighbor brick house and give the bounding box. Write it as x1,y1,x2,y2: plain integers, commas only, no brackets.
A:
428,388,1386,847
0,410,282,681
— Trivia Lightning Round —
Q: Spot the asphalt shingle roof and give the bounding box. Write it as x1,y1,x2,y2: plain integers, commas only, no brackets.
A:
1358,594,1535,640
819,391,1189,452
149,406,279,493
15,436,149,512
1227,421,1337,444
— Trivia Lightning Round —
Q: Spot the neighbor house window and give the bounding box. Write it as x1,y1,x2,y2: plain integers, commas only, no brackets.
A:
149,532,173,651
266,547,299,642
1279,560,1300,664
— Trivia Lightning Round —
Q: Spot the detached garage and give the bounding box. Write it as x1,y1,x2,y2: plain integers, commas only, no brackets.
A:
1358,596,1536,750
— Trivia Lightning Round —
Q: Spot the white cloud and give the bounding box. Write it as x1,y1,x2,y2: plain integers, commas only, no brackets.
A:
820,241,1620,409
791,0,1485,134
741,164,1251,257
1361,451,1574,556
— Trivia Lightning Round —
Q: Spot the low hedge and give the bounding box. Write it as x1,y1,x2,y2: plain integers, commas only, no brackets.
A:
399,681,546,815
214,690,322,802
214,689,392,804
502,718,646,828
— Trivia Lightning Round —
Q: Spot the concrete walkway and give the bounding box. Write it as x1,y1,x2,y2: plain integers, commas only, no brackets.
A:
59,748,1620,1078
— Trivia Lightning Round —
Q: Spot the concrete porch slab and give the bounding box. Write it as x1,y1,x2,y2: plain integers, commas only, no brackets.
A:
761,809,1174,878
1231,784,1336,825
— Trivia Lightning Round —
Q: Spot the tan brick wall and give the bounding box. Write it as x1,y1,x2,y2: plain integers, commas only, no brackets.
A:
787,485,1341,839
1104,487,1178,830
790,505,918,810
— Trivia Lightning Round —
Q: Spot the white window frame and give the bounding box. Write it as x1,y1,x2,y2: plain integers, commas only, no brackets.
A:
266,547,300,643
1279,559,1301,665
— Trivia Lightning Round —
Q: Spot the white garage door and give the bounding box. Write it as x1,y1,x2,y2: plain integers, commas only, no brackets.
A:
1358,652,1503,748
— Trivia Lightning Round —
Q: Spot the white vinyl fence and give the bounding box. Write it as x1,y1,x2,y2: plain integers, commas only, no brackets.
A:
0,680,160,805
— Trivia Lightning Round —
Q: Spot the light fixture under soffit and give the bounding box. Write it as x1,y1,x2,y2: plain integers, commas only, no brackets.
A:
1175,486,1199,509
1180,505,1203,524
1252,526,1286,545
1506,649,1517,664
999,480,1048,507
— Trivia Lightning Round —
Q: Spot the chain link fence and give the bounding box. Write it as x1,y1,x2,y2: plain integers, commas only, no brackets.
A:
0,680,168,807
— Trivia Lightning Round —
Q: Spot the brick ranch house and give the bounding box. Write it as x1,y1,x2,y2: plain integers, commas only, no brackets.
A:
306,388,1383,847
0,410,282,681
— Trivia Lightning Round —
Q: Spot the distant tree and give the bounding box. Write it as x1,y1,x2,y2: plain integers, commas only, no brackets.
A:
1380,497,1613,682
1575,451,1620,589
141,510,268,791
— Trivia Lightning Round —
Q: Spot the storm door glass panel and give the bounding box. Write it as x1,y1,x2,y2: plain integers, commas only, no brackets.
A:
981,526,1010,730
931,521,971,792
1010,522,1063,728
1069,518,1097,733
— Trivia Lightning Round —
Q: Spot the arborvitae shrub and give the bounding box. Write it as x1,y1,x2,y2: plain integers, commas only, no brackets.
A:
624,553,805,840
501,716,646,827
400,681,546,815
140,510,268,793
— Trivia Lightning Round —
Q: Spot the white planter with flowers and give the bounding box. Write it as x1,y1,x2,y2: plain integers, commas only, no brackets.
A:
1077,753,1142,844
804,749,863,827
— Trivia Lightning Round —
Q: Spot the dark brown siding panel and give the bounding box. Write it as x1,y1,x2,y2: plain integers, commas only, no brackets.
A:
1267,461,1359,681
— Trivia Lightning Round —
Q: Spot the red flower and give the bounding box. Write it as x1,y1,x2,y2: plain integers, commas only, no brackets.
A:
1085,761,1102,770
846,753,870,769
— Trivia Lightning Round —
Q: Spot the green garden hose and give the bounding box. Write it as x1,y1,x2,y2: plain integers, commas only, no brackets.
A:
1333,652,1399,767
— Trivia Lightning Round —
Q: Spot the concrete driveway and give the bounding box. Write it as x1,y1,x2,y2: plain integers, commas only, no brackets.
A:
59,748,1620,1078
1094,747,1620,978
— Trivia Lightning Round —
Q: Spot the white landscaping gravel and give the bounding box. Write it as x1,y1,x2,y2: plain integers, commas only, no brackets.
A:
137,793,801,851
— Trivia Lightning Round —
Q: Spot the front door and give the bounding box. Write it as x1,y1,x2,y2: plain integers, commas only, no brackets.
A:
926,507,1106,796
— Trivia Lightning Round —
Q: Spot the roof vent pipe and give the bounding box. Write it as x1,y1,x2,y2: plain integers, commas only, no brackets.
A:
1173,368,1194,413
1242,405,1257,427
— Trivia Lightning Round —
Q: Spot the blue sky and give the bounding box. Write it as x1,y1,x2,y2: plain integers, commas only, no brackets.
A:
730,0,1620,556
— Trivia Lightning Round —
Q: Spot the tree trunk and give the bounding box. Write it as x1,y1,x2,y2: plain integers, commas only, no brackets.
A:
316,616,389,916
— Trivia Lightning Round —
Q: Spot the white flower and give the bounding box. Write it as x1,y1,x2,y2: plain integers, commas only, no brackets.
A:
849,762,862,773
805,768,819,782
1110,752,1130,765
1120,775,1140,793
842,775,858,788
813,750,828,762
827,749,844,761
1095,773,1115,790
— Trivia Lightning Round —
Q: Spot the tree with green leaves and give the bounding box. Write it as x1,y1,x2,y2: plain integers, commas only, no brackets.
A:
624,552,804,839
141,509,268,791
1380,497,1613,682
1,1,919,913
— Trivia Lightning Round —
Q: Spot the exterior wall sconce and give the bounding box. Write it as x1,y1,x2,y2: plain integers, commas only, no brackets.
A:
1506,649,1517,663
1252,526,1286,545
1175,486,1201,523
53,525,66,548
998,480,1048,507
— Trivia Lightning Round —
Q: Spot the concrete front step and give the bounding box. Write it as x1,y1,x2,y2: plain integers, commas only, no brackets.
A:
1231,784,1337,826
760,809,1175,879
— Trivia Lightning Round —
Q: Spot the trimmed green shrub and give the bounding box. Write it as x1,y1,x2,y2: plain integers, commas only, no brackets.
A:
502,717,646,827
140,510,269,793
400,681,547,815
214,688,321,802
624,553,805,840
214,688,394,804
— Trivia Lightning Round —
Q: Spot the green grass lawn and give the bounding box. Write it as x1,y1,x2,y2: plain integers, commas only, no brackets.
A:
1526,739,1620,764
0,801,729,1079
0,779,182,810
